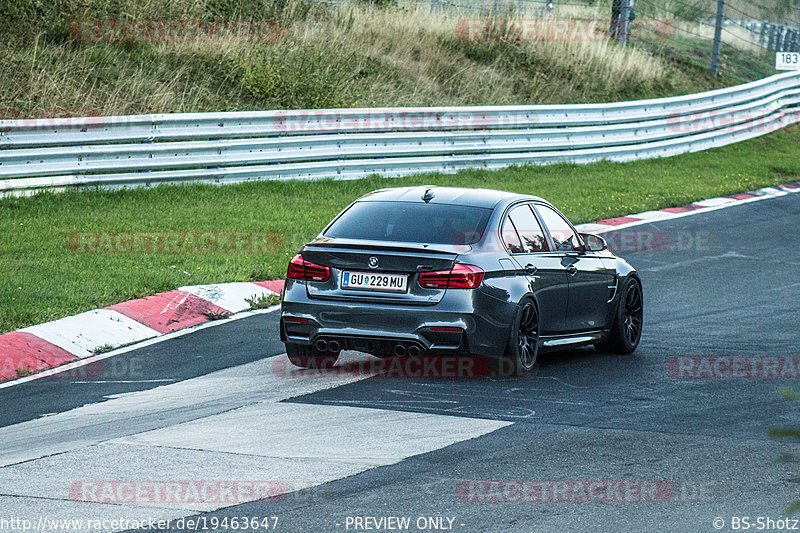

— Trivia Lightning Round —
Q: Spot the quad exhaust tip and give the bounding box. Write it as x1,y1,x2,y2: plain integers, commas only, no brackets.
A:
318,339,423,356
393,343,422,356
316,338,341,352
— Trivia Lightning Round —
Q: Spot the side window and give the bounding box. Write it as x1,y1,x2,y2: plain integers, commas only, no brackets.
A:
501,216,524,254
536,204,582,252
508,204,548,252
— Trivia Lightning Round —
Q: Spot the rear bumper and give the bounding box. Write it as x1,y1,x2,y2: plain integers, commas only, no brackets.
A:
279,279,512,358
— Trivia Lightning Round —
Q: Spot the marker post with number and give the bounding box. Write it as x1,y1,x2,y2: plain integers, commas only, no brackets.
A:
776,52,800,70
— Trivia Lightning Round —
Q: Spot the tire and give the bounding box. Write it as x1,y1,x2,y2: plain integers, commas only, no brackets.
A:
285,342,340,369
501,297,540,377
597,277,643,355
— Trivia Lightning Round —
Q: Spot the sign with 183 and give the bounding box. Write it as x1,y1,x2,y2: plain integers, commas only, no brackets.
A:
776,52,800,70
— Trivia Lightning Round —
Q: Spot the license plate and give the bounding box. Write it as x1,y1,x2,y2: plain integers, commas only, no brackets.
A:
341,271,408,292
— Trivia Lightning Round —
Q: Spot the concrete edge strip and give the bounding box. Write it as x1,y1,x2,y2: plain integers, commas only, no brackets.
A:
2,180,799,386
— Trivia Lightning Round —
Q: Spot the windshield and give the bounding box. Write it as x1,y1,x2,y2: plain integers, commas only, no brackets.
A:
324,201,492,245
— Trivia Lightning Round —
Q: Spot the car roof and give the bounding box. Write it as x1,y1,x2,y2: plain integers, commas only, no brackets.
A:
356,186,543,209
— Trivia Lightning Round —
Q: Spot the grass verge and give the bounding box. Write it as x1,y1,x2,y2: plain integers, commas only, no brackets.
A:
0,130,798,334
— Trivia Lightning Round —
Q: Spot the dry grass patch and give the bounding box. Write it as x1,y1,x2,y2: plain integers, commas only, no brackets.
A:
0,0,756,116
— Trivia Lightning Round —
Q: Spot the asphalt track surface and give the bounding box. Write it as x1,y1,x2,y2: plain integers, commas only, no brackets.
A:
1,191,799,533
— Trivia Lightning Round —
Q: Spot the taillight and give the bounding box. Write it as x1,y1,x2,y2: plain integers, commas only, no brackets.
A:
418,264,484,289
286,254,331,282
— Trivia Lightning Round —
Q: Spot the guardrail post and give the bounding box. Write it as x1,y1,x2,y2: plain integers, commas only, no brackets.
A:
767,24,775,52
711,0,725,75
618,0,633,46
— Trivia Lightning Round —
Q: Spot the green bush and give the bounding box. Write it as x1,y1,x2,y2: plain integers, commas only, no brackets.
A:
238,45,364,109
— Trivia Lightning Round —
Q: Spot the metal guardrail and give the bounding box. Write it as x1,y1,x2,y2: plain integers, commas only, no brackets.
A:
2,71,800,197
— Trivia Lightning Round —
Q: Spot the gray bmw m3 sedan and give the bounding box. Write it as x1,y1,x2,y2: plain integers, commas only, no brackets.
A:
280,186,643,376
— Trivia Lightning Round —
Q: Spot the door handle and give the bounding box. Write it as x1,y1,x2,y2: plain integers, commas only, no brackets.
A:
566,264,578,276
524,264,537,275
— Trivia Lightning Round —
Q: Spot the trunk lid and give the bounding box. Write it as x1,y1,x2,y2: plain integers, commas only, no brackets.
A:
301,237,465,304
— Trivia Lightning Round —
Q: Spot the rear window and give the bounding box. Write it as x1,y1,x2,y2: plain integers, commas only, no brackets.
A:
324,201,492,245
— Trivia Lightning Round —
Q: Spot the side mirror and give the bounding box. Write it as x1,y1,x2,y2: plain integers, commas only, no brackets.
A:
580,233,608,252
